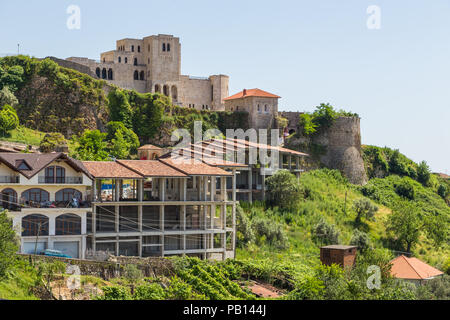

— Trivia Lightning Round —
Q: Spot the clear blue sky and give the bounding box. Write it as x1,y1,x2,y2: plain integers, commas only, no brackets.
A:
0,0,448,173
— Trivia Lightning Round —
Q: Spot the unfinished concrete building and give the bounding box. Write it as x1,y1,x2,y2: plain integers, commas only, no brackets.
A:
82,159,237,260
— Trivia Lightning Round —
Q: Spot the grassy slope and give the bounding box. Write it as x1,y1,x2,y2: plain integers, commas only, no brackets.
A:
0,125,46,147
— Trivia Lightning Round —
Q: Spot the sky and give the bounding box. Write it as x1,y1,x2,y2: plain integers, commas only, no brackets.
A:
0,0,448,173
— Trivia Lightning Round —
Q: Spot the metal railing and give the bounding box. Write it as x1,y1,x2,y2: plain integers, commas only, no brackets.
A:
0,176,19,183
38,176,83,184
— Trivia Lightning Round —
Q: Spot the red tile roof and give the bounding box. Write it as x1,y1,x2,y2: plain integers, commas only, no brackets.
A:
224,88,281,101
82,161,142,179
117,160,187,177
138,144,162,150
160,158,232,176
390,255,444,280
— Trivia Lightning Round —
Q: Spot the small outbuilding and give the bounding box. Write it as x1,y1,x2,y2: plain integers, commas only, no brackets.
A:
320,245,357,268
138,144,163,160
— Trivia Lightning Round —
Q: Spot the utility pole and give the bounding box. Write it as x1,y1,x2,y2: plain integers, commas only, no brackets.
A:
34,222,42,255
17,44,20,55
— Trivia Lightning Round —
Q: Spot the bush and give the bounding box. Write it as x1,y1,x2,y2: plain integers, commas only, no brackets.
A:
265,170,304,210
350,229,370,252
312,220,340,246
98,285,132,300
0,209,19,278
133,283,166,300
166,276,193,300
39,132,67,153
0,104,19,136
353,198,378,224
0,86,18,107
437,184,447,199
394,179,415,200
252,217,288,249
236,205,255,247
417,161,431,186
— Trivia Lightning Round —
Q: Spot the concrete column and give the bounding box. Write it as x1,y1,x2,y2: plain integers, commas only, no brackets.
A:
81,236,86,259
203,177,208,201
160,179,166,201
231,169,236,256
92,180,97,202
81,213,87,234
49,215,56,236
248,170,253,203
296,156,300,170
232,169,236,202
138,179,143,201
115,205,119,233
138,205,143,232
183,178,187,201
288,155,292,170
220,176,226,201
92,205,96,252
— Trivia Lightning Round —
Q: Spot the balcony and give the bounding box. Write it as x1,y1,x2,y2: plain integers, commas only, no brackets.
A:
38,176,83,184
13,200,92,211
0,176,19,183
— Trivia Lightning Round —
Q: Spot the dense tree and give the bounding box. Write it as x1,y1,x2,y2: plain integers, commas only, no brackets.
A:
106,121,140,154
386,202,421,253
417,161,431,186
131,92,165,141
353,198,378,224
0,65,24,92
107,89,133,129
350,229,370,252
235,205,255,247
0,104,19,136
0,209,19,278
39,132,67,153
312,220,340,245
72,129,109,161
109,129,131,160
265,170,304,209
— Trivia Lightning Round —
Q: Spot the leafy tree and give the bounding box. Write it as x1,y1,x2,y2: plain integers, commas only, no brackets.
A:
394,179,415,200
0,209,19,278
388,149,408,176
0,65,25,92
252,217,288,249
312,220,340,245
350,229,370,252
299,113,318,135
39,132,67,153
123,264,143,294
353,198,378,224
72,129,109,161
97,285,132,300
131,92,165,141
386,202,421,253
265,170,304,209
109,129,131,159
0,86,18,106
437,184,448,199
417,161,431,186
106,121,140,154
312,103,338,129
236,205,255,247
134,283,166,300
0,104,19,136
107,89,133,129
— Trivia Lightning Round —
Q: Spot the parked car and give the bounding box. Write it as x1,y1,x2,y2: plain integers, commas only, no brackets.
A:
41,249,72,258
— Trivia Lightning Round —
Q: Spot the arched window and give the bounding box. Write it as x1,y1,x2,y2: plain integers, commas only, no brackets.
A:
131,45,134,52
95,68,101,78
118,57,121,63
134,70,139,80
167,43,171,52
140,71,145,81
22,214,49,236
163,85,169,96
171,86,178,101
162,43,166,52
265,105,269,113
56,214,81,235
21,188,50,204
1,188,17,210
257,105,261,113
55,188,82,202
108,69,113,80
102,68,107,79
103,58,105,63
134,58,138,66
125,57,128,64
44,166,65,183
155,84,161,93
138,46,141,53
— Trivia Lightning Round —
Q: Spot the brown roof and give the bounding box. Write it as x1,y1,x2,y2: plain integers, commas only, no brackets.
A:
0,152,91,179
82,161,142,179
224,88,281,101
117,160,187,177
160,158,232,176
138,144,162,150
390,255,444,280
321,245,357,250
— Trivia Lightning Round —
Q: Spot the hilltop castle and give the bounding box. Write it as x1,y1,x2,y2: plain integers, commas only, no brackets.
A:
67,34,230,111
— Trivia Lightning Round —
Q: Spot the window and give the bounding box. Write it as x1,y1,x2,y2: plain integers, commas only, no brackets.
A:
134,58,138,66
1,188,17,210
55,188,82,202
163,85,169,96
162,43,166,52
257,105,261,113
118,57,121,63
125,57,128,64
140,71,145,81
45,166,65,183
22,214,49,236
265,105,269,113
108,69,113,80
102,68,107,79
167,43,171,52
56,214,81,235
95,68,101,78
138,46,141,53
131,45,134,52
16,160,31,170
134,70,139,80
21,189,49,203
148,45,150,52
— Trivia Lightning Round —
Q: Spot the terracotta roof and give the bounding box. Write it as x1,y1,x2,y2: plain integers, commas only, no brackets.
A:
160,158,232,176
390,255,444,280
0,152,91,179
117,160,187,177
82,161,142,179
224,88,281,101
321,245,357,250
138,144,162,150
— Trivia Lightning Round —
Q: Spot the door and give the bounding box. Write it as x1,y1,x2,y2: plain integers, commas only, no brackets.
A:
53,241,79,258
23,241,47,254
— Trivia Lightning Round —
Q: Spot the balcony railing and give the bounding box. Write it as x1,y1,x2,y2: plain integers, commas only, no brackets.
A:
0,176,19,183
38,176,83,184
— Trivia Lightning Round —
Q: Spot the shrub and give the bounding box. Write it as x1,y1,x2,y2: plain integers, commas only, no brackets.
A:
350,229,370,252
0,86,18,107
0,104,19,136
312,220,340,246
437,184,447,199
252,217,288,249
133,283,166,300
265,170,304,210
394,179,415,200
98,285,132,300
39,132,67,153
166,276,193,300
417,161,431,186
0,209,19,278
236,205,255,247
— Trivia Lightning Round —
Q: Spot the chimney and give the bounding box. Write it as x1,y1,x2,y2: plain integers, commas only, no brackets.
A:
243,89,247,97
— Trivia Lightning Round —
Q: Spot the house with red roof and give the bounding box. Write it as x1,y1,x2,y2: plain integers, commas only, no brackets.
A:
390,255,444,284
224,88,281,130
